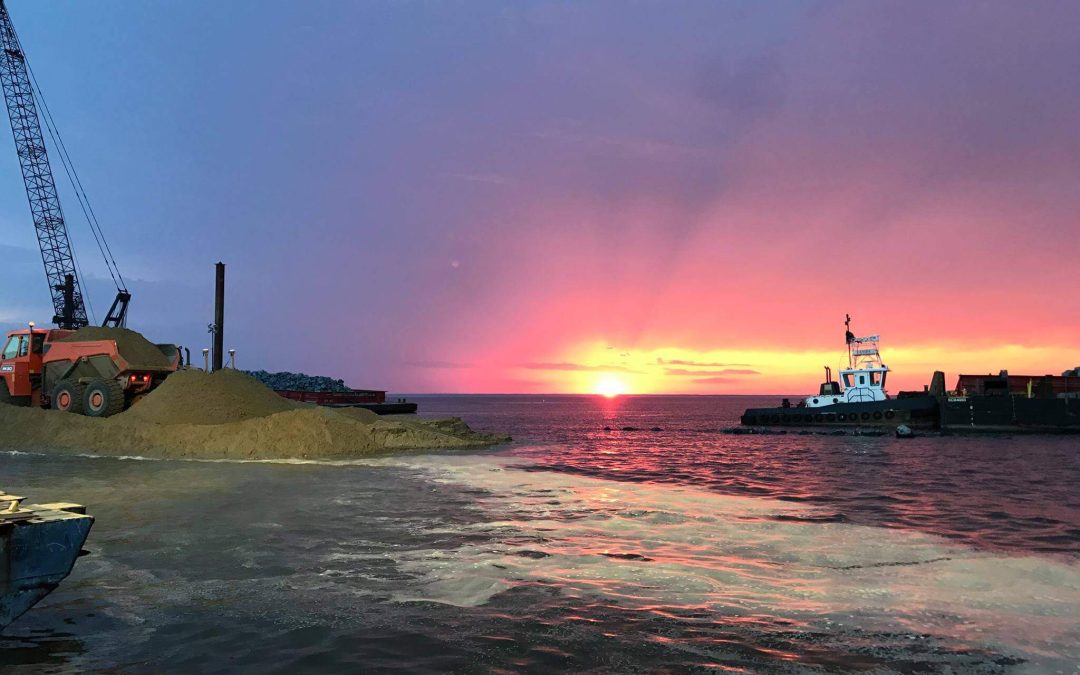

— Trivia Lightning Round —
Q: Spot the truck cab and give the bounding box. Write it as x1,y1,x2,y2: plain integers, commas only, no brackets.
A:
0,327,68,406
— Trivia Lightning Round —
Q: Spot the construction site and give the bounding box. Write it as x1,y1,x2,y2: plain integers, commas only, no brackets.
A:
0,363,509,460
0,1,507,458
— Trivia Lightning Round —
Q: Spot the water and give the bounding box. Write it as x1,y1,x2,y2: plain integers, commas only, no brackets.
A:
1,395,1077,673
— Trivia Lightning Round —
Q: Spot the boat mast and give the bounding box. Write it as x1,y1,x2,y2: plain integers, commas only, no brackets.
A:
844,314,855,369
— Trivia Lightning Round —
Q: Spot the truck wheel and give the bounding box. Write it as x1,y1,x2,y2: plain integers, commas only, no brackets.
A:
83,379,125,417
52,380,86,414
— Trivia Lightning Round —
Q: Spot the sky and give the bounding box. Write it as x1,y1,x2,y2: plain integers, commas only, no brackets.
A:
1,0,1078,394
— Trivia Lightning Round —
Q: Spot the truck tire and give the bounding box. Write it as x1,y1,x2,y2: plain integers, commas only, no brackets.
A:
52,380,86,414
83,379,125,418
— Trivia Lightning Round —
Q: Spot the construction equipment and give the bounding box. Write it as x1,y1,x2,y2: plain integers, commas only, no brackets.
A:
0,2,178,415
0,325,179,415
0,0,130,329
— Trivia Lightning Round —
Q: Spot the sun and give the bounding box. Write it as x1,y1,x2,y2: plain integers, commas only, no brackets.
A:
594,375,629,398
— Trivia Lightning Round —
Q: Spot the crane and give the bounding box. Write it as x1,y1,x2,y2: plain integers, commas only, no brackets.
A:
0,0,129,329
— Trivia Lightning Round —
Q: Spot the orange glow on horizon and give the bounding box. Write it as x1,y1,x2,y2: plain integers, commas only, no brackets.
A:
501,339,1080,396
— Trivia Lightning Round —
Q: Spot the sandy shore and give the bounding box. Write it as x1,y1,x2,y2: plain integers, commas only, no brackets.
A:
0,370,509,460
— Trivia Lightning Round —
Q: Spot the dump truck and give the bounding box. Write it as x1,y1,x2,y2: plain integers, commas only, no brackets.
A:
0,325,179,417
0,4,183,418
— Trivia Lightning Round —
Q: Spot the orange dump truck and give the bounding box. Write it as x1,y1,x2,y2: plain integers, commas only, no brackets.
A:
0,326,179,417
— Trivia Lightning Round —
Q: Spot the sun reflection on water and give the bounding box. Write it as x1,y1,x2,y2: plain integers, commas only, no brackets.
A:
376,453,1080,671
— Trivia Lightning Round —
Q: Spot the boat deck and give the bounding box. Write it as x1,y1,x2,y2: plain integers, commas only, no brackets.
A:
1,492,94,631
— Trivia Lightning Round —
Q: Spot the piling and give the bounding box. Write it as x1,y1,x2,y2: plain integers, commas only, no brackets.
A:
213,262,224,372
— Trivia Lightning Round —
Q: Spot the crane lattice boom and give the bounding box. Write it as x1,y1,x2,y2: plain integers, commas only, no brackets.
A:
0,0,88,328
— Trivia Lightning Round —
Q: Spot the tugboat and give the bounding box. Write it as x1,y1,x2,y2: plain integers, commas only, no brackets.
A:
0,491,93,631
741,316,939,429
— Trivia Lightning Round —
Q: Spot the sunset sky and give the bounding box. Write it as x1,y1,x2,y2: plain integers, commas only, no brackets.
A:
1,1,1078,394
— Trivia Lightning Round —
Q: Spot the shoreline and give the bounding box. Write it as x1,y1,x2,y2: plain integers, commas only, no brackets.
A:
0,404,511,461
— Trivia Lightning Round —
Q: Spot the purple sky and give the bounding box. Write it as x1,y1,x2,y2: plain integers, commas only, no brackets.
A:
2,1,1078,393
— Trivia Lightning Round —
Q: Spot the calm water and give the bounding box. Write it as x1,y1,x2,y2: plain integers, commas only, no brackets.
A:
1,395,1078,673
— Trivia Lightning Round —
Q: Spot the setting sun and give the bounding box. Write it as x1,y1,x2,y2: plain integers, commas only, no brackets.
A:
594,375,629,398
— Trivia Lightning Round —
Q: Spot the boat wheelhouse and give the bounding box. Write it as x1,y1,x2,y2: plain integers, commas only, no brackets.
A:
805,324,889,408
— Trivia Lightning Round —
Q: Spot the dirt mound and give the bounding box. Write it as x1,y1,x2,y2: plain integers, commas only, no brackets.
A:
333,406,379,424
59,327,172,369
0,402,510,460
121,369,298,425
0,363,511,459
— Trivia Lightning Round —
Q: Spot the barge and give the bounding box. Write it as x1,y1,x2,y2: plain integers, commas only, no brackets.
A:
1,492,93,631
244,371,419,415
741,316,1080,432
941,370,1080,432
274,389,418,415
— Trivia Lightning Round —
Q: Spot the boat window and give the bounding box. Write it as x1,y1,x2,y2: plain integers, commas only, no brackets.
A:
880,372,887,389
858,374,866,385
870,371,882,386
2,336,21,360
842,373,853,387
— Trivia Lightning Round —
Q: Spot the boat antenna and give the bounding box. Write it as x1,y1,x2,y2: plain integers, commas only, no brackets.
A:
845,314,855,368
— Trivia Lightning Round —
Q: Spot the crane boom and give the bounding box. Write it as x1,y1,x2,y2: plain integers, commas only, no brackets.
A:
0,0,88,328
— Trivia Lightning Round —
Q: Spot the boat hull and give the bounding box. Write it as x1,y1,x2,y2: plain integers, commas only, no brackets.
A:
742,394,1080,432
1,503,93,632
942,395,1080,432
740,396,940,429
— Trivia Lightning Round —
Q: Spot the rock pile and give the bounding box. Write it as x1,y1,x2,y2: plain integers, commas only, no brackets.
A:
243,370,353,392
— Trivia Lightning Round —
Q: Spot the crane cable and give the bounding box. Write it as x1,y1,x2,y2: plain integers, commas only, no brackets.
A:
15,26,128,308
26,68,100,323
29,66,126,294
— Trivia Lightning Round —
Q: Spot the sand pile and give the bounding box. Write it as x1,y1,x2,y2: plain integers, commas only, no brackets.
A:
121,369,297,425
334,406,379,424
59,327,172,369
0,368,509,460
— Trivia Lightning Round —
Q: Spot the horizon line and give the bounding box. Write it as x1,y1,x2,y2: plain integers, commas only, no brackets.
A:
388,392,797,397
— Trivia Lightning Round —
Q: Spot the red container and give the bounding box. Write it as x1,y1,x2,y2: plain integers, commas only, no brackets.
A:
274,389,386,406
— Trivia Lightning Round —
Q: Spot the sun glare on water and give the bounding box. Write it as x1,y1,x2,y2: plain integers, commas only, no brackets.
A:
594,375,628,398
